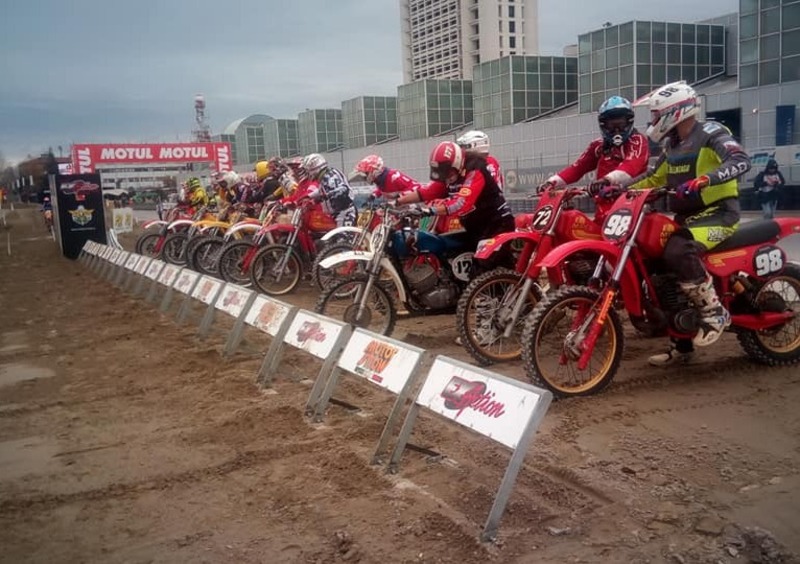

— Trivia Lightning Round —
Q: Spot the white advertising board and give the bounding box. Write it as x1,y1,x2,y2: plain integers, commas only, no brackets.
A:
109,249,121,264
337,329,423,395
191,275,223,305
101,246,113,259
173,270,200,295
115,250,130,266
214,284,254,318
144,259,165,280
134,255,152,275
283,310,344,360
244,295,293,337
415,357,546,450
124,253,140,270
157,264,181,287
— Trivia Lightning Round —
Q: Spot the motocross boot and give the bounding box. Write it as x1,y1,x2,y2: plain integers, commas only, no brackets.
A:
680,275,731,347
648,340,694,367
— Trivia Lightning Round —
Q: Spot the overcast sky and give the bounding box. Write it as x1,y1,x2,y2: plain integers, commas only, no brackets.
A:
0,0,738,163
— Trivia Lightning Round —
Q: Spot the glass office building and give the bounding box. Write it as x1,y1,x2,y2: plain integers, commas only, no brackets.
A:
739,0,800,87
473,55,578,128
342,96,399,148
577,21,726,113
264,118,299,158
298,109,344,155
397,79,473,140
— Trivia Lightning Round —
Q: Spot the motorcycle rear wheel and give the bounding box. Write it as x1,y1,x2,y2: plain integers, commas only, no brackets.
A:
315,274,396,336
250,244,302,296
521,285,623,398
456,268,541,366
737,264,800,365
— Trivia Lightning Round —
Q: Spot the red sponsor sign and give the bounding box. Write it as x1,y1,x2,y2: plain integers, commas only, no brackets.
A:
71,142,232,173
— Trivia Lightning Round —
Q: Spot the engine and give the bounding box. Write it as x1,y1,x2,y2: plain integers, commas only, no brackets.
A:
650,273,698,334
403,256,460,310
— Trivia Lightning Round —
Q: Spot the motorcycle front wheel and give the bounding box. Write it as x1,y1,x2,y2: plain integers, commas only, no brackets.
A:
250,244,302,295
218,240,257,286
136,232,163,257
315,274,397,336
161,232,189,265
191,236,225,276
456,268,541,366
521,285,623,398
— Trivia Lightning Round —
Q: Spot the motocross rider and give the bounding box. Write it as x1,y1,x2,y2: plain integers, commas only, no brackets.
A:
628,80,751,366
395,139,515,272
456,130,505,191
349,154,421,199
301,153,357,227
185,177,209,208
527,96,649,228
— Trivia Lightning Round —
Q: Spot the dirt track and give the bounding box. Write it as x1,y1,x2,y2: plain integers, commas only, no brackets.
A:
1,207,799,564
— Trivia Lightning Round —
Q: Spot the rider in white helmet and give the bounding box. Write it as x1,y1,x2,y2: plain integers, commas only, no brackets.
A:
455,130,505,191
629,81,751,365
302,153,357,226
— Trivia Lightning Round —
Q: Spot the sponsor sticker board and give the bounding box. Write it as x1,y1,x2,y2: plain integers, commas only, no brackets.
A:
415,357,545,450
191,275,223,305
173,270,200,295
145,259,165,280
115,251,130,266
283,310,343,360
134,255,152,275
214,284,254,318
244,296,293,337
157,264,181,286
125,253,140,269
338,329,423,395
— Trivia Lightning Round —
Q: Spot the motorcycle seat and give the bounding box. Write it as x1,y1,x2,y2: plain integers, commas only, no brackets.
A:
710,219,780,252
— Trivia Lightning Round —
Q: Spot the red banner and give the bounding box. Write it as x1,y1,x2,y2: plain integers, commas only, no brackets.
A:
71,142,232,174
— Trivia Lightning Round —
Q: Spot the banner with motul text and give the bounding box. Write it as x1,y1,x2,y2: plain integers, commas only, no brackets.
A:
71,142,232,174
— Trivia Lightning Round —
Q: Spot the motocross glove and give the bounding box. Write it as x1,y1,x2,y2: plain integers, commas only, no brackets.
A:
536,180,556,194
588,178,610,197
676,175,709,200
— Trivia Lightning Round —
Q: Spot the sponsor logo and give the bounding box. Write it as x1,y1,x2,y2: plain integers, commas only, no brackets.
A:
223,290,242,308
659,223,677,248
176,273,191,291
458,187,472,197
440,376,506,419
355,340,398,383
296,321,327,344
198,280,215,301
61,180,100,202
76,147,93,173
255,302,279,329
68,205,94,226
216,144,231,172
667,164,692,174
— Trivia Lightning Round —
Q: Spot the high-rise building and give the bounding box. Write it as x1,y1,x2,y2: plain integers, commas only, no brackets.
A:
400,0,539,82
739,0,800,88
397,79,473,139
342,96,399,149
298,109,344,155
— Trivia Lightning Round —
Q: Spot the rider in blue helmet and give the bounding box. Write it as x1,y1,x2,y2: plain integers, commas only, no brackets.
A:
598,95,636,148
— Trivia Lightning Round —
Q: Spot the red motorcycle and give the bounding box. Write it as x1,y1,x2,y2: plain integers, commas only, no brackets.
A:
249,199,336,295
456,186,604,365
521,187,800,398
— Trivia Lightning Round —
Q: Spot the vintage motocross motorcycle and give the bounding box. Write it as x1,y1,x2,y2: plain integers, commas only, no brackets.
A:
314,202,474,336
455,186,603,365
248,199,336,295
521,186,800,398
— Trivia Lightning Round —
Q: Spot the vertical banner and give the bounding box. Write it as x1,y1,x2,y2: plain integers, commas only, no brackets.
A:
112,207,134,233
775,105,795,147
53,174,107,259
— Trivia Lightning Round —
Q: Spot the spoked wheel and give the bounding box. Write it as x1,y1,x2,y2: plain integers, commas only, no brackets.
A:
315,274,396,336
218,241,257,287
456,268,541,366
136,232,164,258
162,232,189,265
738,264,800,365
191,237,225,276
250,244,302,295
311,242,365,295
521,285,623,398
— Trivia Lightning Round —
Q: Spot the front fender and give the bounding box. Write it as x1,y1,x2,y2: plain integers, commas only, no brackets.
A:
142,220,168,230
321,226,363,241
167,219,194,231
319,251,407,305
539,239,643,316
476,231,542,259
264,223,297,235
225,222,261,237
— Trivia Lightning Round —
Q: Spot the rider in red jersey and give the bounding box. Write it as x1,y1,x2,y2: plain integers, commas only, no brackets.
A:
517,96,649,229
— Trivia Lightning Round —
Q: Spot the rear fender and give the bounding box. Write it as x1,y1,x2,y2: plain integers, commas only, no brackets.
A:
776,217,800,239
538,239,643,315
475,231,541,259
319,251,407,304
225,222,260,238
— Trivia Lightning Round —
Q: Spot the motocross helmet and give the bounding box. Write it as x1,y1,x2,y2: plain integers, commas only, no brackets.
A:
598,96,635,147
350,155,385,183
429,141,464,185
641,81,701,144
302,153,327,180
456,130,490,155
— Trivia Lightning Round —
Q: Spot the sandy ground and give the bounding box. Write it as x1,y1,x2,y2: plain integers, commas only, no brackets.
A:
1,207,800,564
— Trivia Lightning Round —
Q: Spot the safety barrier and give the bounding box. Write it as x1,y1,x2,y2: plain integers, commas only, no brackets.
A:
77,240,553,543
